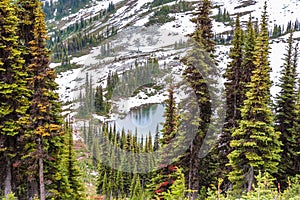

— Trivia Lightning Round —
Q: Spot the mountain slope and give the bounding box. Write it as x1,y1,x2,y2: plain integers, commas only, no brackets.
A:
48,0,299,105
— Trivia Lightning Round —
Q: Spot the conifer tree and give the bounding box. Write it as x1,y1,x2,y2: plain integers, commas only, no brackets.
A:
130,173,141,199
149,84,180,199
161,84,178,146
182,60,213,199
241,16,257,86
293,73,300,176
160,167,187,200
83,121,87,144
87,120,93,150
65,123,85,199
153,125,160,151
275,31,299,186
190,0,215,54
102,172,108,197
219,15,244,183
180,1,219,197
0,0,31,196
48,120,84,200
116,169,125,198
132,175,143,199
92,137,101,166
120,156,132,196
227,3,282,193
223,14,244,119
219,15,257,192
16,0,66,198
95,85,104,114
50,135,72,199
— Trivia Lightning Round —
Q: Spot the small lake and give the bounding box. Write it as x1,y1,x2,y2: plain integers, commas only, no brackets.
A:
110,104,165,137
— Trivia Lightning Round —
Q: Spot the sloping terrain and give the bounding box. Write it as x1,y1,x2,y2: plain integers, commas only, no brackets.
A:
46,0,299,109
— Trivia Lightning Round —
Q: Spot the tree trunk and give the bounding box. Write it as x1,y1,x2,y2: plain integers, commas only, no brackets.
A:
39,157,45,200
27,179,39,200
246,166,254,192
39,139,45,200
4,156,12,197
188,135,203,200
182,65,212,199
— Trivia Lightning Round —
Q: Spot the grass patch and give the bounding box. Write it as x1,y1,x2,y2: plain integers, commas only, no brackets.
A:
56,63,83,74
146,1,194,26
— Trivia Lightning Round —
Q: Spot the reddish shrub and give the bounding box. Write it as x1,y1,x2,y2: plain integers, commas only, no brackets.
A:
13,162,20,168
155,189,163,194
168,165,177,172
159,181,169,188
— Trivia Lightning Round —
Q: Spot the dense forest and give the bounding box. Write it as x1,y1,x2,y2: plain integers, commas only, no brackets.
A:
0,0,84,199
0,0,300,200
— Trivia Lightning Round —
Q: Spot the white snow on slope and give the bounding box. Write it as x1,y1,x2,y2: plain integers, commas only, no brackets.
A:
215,0,300,30
60,0,126,30
53,0,300,120
215,40,300,100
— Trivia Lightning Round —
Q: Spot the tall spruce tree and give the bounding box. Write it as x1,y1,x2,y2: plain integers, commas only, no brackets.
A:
219,15,244,185
180,0,218,198
0,0,31,196
17,0,67,198
275,31,299,187
293,72,300,176
227,2,282,193
219,15,257,193
181,41,214,200
148,84,180,199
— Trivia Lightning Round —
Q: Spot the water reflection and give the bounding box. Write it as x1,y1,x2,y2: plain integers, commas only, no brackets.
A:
111,104,165,137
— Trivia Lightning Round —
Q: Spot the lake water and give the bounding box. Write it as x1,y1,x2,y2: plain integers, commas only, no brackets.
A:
111,104,165,137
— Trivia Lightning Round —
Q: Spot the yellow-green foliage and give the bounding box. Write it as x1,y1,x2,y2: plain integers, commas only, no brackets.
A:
160,168,191,200
280,175,300,200
1,193,16,200
206,173,300,200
